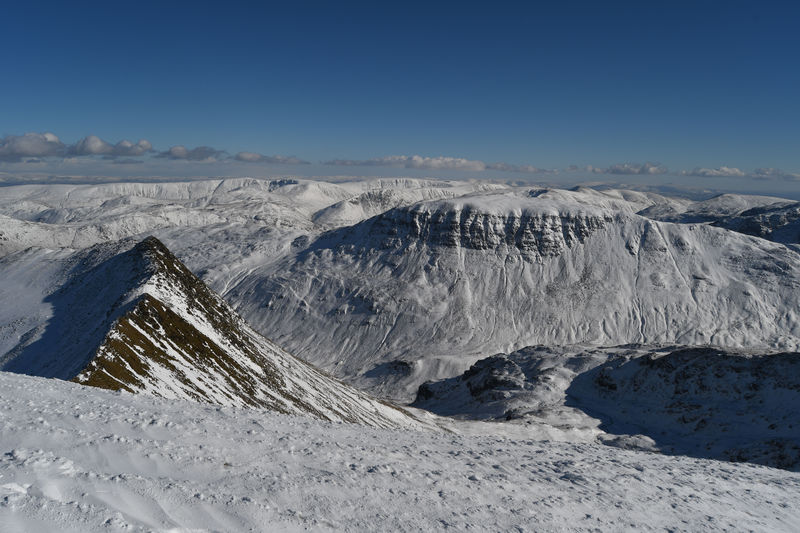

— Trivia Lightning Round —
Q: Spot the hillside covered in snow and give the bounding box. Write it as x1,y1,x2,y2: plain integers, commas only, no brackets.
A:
225,189,800,400
1,177,800,530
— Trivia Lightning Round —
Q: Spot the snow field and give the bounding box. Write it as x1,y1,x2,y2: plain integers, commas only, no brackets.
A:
1,372,799,532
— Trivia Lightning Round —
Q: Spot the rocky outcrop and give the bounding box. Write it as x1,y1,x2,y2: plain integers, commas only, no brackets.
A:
356,203,612,261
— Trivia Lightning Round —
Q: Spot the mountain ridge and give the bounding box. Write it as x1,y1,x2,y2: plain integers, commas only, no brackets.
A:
1,236,422,428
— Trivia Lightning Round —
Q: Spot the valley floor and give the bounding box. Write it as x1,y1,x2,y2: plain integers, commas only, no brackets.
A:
1,372,798,532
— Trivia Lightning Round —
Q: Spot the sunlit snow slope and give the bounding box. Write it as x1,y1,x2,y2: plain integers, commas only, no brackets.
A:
1,371,799,532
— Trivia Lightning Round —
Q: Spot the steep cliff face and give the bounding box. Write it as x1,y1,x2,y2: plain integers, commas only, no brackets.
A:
1,237,420,428
312,195,612,261
366,202,611,260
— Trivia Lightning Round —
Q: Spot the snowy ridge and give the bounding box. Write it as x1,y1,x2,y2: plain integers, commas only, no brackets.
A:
638,193,800,246
1,237,421,428
312,187,461,227
0,177,506,259
641,193,794,224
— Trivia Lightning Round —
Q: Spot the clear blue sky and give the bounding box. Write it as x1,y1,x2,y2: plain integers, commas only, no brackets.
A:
1,1,799,194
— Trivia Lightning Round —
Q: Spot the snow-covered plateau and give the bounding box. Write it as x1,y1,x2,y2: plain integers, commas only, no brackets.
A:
1,177,800,529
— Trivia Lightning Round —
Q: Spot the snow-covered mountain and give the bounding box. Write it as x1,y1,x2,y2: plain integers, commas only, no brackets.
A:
0,235,420,428
712,201,800,245
2,177,800,482
413,344,800,470
225,190,800,399
2,179,800,404
0,177,498,256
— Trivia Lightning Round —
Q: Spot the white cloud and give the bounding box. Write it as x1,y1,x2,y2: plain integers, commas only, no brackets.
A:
70,135,112,155
681,166,746,178
595,162,668,175
235,151,262,162
401,155,486,171
323,154,548,173
157,145,225,162
751,168,800,181
325,155,486,171
0,132,65,161
6,132,796,186
113,139,152,156
486,162,546,173
69,136,153,157
234,152,309,164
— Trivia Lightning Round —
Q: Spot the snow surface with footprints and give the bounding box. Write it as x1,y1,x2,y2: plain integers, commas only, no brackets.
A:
1,371,799,532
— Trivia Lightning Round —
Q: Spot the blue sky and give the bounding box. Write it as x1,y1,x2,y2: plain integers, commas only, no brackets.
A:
1,1,799,195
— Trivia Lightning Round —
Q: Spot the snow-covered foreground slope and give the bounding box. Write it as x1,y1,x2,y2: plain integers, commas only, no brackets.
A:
413,345,800,469
0,236,419,428
1,372,799,533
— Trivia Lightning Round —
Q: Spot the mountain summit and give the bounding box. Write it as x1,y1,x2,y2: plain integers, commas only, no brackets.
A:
1,236,419,428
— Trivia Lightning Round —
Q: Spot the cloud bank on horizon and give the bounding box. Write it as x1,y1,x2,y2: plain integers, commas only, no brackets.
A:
1,131,799,185
323,155,549,174
594,162,668,176
0,133,155,162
